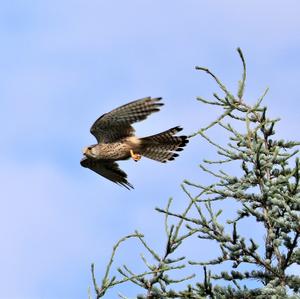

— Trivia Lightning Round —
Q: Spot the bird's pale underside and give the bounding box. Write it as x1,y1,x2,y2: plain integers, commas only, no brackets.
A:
80,97,189,189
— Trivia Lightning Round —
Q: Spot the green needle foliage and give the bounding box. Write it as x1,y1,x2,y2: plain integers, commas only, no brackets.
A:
90,49,300,299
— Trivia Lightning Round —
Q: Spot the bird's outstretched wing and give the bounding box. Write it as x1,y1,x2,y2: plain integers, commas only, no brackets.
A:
80,157,134,190
90,97,163,143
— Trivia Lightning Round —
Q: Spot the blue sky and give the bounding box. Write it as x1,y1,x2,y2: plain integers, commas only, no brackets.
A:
1,1,300,298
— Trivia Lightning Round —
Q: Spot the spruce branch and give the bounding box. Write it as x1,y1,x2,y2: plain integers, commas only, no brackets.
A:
91,48,299,298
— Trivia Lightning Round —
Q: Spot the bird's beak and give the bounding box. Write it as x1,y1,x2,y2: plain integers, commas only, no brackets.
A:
82,147,89,155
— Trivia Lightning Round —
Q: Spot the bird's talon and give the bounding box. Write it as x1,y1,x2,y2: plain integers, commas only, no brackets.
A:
130,150,141,162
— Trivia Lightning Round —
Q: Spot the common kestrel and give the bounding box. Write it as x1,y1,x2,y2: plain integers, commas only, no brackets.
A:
80,97,188,189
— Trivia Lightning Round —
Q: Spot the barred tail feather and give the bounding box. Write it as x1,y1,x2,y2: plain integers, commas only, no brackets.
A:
140,126,189,163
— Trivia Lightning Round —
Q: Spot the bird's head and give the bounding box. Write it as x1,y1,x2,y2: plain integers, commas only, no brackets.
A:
82,145,98,159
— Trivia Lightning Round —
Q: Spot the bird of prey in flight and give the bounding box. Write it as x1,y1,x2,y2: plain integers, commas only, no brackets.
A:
80,97,189,189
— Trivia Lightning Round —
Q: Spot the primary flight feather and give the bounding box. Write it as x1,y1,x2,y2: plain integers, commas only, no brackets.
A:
80,97,189,189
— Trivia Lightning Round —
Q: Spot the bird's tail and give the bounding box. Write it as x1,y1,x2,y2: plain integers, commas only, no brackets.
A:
139,126,189,163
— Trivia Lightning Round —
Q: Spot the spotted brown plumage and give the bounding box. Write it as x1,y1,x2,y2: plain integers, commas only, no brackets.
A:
81,97,189,189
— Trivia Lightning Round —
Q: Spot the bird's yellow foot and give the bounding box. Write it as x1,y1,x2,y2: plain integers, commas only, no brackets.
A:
130,149,141,162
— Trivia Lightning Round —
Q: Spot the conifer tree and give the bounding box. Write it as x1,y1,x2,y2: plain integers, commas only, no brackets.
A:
90,49,300,299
